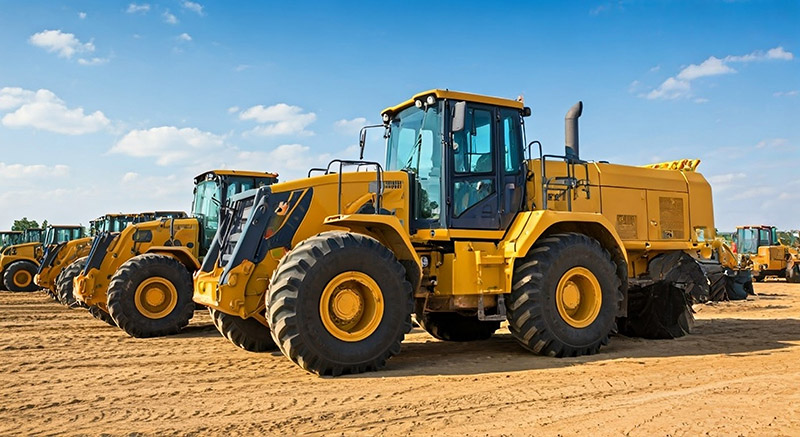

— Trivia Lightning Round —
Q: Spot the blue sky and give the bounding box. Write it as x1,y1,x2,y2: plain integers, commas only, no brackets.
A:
0,0,798,231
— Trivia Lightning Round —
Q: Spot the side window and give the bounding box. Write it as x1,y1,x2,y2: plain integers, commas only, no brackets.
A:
454,108,493,174
501,109,522,174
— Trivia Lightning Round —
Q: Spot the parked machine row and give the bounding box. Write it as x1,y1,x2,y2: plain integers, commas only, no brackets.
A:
5,89,780,377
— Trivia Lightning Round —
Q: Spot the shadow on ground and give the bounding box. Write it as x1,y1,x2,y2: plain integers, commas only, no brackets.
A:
353,317,800,378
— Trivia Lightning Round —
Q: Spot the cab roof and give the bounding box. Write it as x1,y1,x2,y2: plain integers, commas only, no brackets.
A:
382,89,524,116
48,225,83,229
736,225,777,229
194,169,279,185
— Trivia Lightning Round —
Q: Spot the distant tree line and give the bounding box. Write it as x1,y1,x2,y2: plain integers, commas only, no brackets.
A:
10,217,47,231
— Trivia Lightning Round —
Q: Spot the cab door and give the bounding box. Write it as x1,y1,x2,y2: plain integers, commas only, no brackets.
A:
447,104,525,230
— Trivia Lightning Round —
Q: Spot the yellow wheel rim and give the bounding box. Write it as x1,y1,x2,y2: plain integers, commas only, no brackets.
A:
13,270,31,288
319,271,384,342
133,277,178,319
555,267,602,328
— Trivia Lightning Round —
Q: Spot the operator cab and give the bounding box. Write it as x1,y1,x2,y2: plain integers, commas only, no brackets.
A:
192,170,279,253
43,226,85,246
24,228,45,244
734,225,779,254
0,231,23,249
381,90,529,232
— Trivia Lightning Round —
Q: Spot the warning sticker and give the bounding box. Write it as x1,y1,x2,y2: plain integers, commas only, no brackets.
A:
616,214,638,240
659,197,685,239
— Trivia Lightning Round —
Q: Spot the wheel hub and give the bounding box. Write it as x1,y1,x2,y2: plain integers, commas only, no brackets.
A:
134,277,178,319
13,270,31,288
555,267,602,328
319,271,384,342
144,287,167,307
331,288,363,322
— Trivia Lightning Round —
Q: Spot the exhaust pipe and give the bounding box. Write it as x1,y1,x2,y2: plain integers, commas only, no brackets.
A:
565,101,583,161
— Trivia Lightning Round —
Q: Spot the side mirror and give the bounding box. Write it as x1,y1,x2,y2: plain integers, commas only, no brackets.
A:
452,101,466,132
359,128,367,159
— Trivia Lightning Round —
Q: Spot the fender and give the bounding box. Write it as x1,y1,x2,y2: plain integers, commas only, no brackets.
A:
324,214,422,290
145,246,201,271
507,210,629,268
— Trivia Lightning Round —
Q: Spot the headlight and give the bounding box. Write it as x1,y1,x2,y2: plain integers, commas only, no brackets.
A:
382,113,390,123
414,99,423,108
425,95,436,105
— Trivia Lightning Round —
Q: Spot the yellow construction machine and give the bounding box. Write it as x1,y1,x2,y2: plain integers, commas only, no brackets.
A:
73,170,277,336
0,231,24,252
194,89,726,376
35,213,183,306
1,226,82,292
733,225,800,282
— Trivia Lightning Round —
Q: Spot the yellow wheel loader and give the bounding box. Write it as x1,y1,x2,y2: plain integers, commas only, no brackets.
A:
194,89,725,376
0,231,23,252
1,226,82,292
733,225,800,282
35,214,176,307
73,170,278,337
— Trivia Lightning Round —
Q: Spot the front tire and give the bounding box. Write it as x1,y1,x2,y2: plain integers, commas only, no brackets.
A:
56,257,88,308
210,308,277,352
107,254,195,338
267,231,413,376
88,305,117,327
3,260,39,292
507,233,622,357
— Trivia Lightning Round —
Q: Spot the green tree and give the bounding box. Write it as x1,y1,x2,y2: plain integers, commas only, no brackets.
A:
11,217,40,231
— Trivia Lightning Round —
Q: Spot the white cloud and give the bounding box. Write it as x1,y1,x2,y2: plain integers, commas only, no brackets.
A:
177,33,192,42
111,126,226,165
239,103,316,136
649,65,661,73
29,29,94,59
121,172,139,183
227,106,239,114
0,87,110,135
126,3,150,13
334,117,367,135
694,98,709,104
755,138,789,149
677,56,735,81
0,162,69,180
643,46,794,101
182,1,204,15
163,10,178,24
234,64,250,72
774,90,798,97
77,57,109,66
78,12,87,19
646,77,691,100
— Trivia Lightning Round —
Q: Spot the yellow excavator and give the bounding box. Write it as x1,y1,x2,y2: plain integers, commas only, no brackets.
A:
194,89,728,376
73,170,278,337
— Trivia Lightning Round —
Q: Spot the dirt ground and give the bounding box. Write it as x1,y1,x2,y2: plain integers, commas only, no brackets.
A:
1,283,799,436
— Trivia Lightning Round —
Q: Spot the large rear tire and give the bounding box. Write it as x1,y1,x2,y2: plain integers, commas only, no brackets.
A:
417,312,499,342
56,256,88,308
267,231,413,376
3,260,39,292
107,254,195,338
507,233,622,357
210,308,277,352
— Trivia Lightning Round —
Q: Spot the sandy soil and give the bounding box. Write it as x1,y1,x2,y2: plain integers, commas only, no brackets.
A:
1,283,799,436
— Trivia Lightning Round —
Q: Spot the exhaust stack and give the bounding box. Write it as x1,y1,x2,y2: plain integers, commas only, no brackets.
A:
565,101,583,161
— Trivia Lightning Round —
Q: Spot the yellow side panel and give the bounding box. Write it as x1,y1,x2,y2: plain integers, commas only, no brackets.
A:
684,171,716,240
647,192,689,241
436,241,506,296
599,187,648,241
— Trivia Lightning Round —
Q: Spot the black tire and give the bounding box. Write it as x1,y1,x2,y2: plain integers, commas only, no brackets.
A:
3,260,39,292
209,308,277,352
88,305,117,327
417,312,499,341
107,254,195,338
786,264,800,284
696,258,727,302
617,282,694,338
267,231,413,376
56,256,88,308
507,233,622,357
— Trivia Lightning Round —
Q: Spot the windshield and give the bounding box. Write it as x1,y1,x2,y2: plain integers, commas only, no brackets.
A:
385,104,442,221
1,232,22,247
25,229,44,243
44,228,55,245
